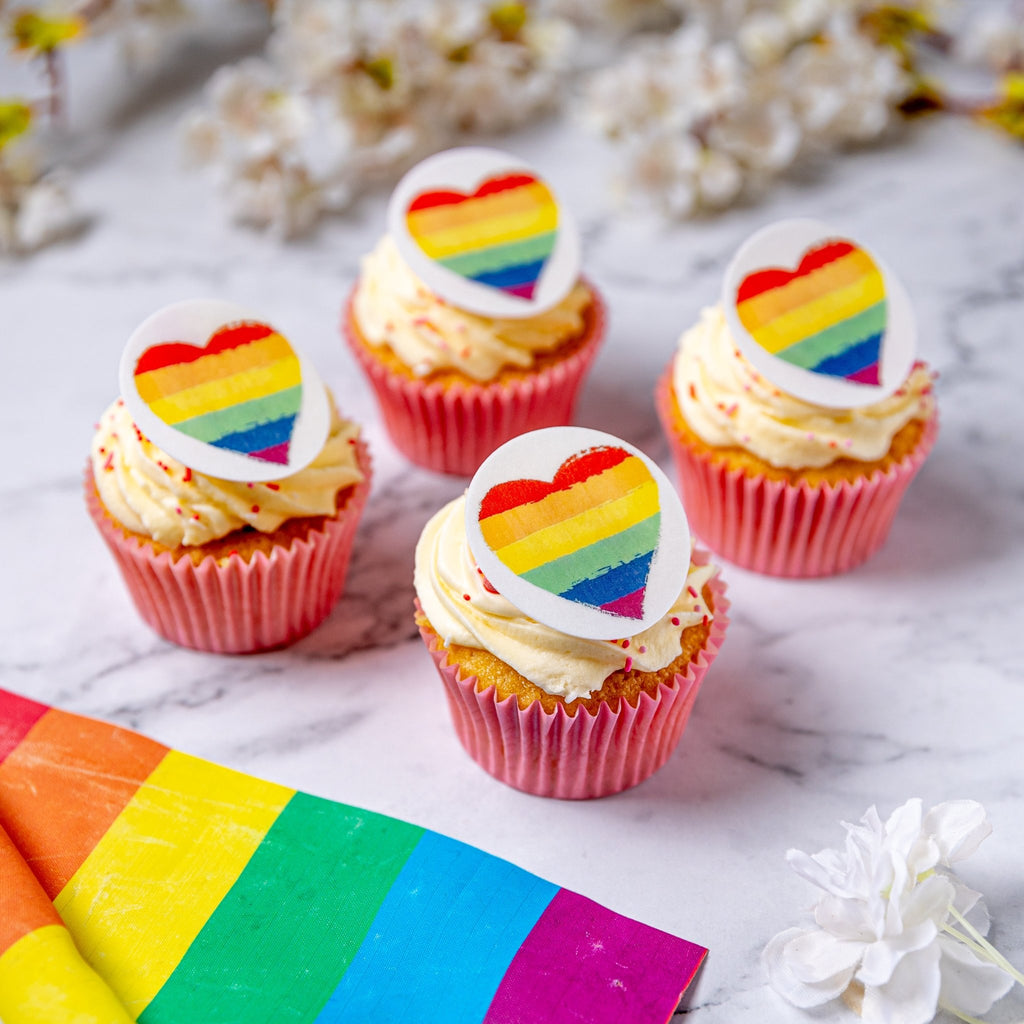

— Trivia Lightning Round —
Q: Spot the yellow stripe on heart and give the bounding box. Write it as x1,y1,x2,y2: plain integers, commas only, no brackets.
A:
409,201,558,261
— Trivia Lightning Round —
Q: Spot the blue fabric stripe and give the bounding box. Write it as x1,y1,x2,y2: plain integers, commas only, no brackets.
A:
314,831,557,1023
558,550,654,608
469,258,545,290
809,333,882,378
208,414,296,455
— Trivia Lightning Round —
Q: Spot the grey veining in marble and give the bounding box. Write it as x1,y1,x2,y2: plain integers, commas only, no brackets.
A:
1,35,1023,1024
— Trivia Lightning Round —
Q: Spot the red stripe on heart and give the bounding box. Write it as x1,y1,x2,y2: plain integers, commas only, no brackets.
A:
735,240,856,304
134,322,275,375
406,173,540,214
479,446,631,521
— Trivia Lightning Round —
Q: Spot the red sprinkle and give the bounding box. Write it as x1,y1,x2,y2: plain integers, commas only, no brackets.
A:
182,468,192,483
621,639,630,649
175,507,182,515
247,482,254,489
462,593,471,601
192,513,200,520
266,483,280,491
116,398,124,406
251,505,260,514
688,383,697,401
702,614,709,626
348,438,357,445
638,645,647,654
671,617,680,626
693,604,701,612
687,586,698,598
623,657,633,673
103,453,114,472
98,446,106,454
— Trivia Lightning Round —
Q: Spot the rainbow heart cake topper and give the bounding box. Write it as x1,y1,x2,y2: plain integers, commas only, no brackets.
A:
388,147,581,319
722,219,916,408
119,300,330,482
465,428,690,640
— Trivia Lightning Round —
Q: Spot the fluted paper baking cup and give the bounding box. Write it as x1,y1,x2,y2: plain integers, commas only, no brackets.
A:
343,285,605,476
85,441,372,653
417,569,728,799
655,369,938,578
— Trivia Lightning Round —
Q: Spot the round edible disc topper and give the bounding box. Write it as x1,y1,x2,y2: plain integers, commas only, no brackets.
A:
722,218,916,408
465,427,691,640
387,147,581,320
118,299,330,483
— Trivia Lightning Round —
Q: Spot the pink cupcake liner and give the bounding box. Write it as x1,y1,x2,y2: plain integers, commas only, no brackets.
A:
85,442,372,654
655,369,938,578
343,285,605,476
417,566,728,799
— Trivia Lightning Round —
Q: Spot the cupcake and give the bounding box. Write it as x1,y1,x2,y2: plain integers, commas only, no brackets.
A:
656,222,938,578
413,428,728,799
86,302,371,653
344,148,604,476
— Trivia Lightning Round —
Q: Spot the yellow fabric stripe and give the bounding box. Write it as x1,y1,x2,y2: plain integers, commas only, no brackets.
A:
53,750,293,1017
494,481,660,575
0,925,135,1024
741,271,886,355
407,182,553,239
409,202,558,260
145,356,301,425
135,333,294,403
735,249,878,331
480,457,652,551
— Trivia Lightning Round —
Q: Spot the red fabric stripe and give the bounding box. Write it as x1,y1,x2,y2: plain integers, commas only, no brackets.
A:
406,173,538,213
478,447,632,521
735,240,857,303
133,322,274,375
0,690,48,766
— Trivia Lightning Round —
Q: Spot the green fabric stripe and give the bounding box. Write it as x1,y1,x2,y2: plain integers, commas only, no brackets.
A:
140,793,424,1024
175,385,302,443
521,515,661,595
780,302,887,369
439,232,556,278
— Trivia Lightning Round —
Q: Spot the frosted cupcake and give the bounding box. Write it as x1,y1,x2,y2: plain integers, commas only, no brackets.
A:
344,148,604,476
414,428,728,799
657,222,938,577
86,302,371,653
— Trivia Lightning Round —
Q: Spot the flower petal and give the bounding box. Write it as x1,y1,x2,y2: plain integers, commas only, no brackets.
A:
938,934,1015,1014
860,944,941,1024
923,801,992,865
763,928,858,1009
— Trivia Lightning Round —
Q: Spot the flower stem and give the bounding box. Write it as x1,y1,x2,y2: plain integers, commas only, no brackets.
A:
944,905,1024,987
938,1002,988,1024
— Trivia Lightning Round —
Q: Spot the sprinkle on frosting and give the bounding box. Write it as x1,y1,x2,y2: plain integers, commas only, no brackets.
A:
672,306,935,470
414,496,716,703
353,236,592,382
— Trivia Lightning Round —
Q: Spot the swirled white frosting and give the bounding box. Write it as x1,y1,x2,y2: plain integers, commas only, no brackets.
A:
414,495,716,702
672,306,935,469
91,396,364,547
352,236,593,382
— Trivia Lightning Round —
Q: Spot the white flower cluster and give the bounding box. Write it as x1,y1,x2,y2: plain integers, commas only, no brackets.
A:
763,799,1019,1024
184,0,575,237
0,138,81,255
955,4,1024,73
582,2,913,216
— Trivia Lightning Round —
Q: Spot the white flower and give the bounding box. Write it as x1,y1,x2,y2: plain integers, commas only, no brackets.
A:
955,7,1024,73
763,799,1016,1024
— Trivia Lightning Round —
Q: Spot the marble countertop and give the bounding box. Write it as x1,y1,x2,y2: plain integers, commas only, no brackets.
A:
2,37,1023,1023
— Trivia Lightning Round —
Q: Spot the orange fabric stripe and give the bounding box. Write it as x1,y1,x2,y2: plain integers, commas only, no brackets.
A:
0,823,62,955
0,709,168,899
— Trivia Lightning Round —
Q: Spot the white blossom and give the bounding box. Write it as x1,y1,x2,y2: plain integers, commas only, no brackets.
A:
763,799,1016,1024
955,6,1024,73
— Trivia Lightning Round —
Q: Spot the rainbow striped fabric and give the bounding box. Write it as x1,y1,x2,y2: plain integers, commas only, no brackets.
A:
478,447,660,621
133,322,302,465
735,240,887,386
405,173,558,300
0,690,705,1024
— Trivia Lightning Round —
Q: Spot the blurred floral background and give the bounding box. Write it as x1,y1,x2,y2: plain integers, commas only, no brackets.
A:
1,0,1021,254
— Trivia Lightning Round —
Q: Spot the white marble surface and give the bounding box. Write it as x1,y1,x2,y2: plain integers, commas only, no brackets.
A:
2,37,1023,1024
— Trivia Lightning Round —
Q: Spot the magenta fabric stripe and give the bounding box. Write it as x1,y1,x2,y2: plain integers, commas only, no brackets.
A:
0,690,49,765
482,888,707,1024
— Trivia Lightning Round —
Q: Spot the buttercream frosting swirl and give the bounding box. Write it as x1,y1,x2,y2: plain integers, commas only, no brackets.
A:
672,306,935,470
414,495,716,702
352,235,593,382
91,396,364,547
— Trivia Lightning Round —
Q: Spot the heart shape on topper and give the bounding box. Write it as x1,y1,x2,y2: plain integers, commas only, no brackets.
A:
119,300,330,483
465,428,691,641
387,148,581,319
406,172,558,302
134,322,302,465
735,239,887,385
722,219,917,408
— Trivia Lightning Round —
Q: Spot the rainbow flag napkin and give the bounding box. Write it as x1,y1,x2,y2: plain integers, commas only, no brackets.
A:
0,690,706,1023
